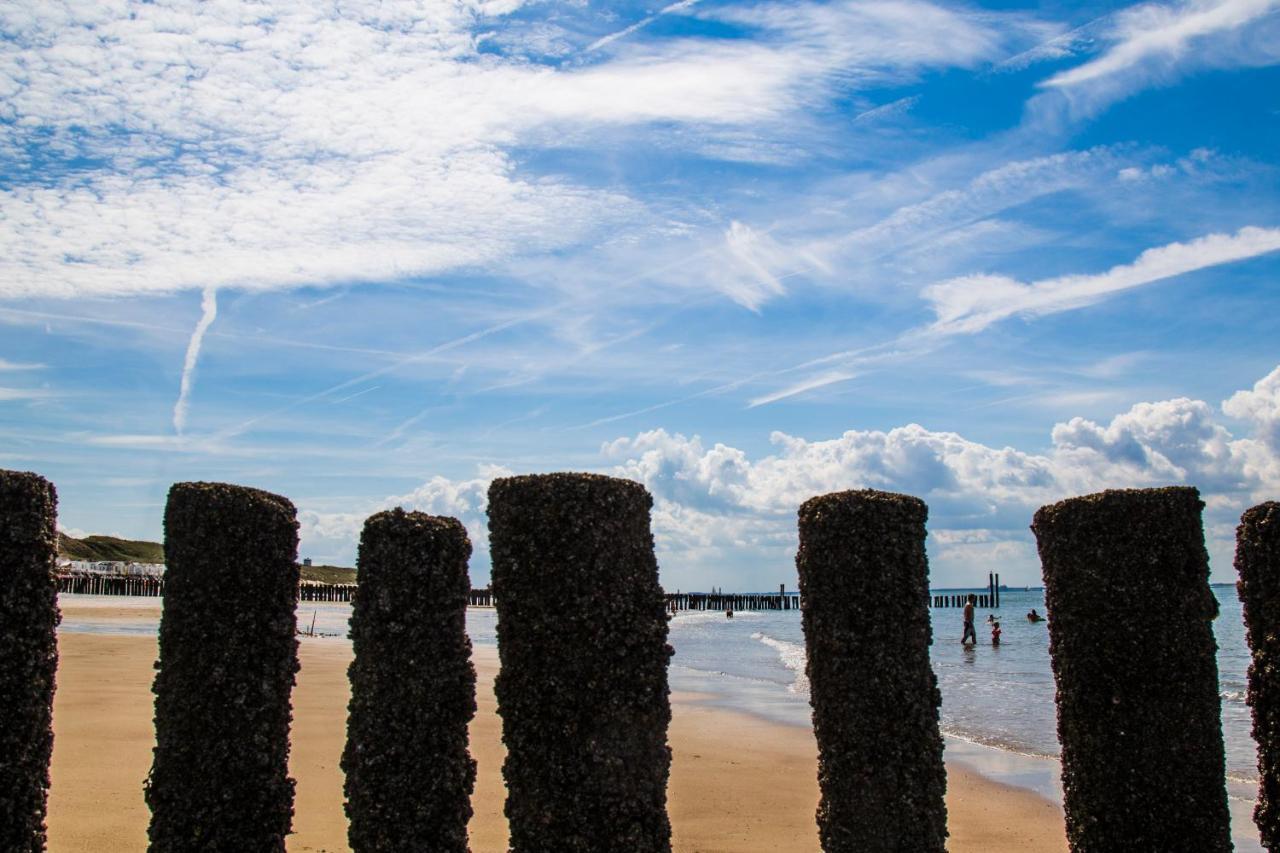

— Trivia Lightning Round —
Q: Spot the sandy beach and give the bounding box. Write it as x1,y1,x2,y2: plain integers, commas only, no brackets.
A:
47,600,1066,852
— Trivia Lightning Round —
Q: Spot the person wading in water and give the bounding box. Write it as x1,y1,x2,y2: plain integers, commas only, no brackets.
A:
961,594,977,645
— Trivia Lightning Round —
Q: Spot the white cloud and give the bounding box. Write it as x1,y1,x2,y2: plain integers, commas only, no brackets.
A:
172,287,217,435
586,0,702,53
297,464,511,568
0,387,55,401
747,370,857,407
1224,365,1280,453
599,365,1280,584
1044,0,1280,89
287,365,1280,585
717,221,795,310
1030,0,1280,122
0,358,44,370
0,0,1028,302
804,147,1128,276
922,225,1280,335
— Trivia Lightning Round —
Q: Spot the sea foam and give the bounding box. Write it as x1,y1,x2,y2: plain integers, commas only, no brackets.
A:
752,631,809,695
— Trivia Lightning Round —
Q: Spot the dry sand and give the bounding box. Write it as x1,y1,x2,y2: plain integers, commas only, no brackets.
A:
47,604,1066,853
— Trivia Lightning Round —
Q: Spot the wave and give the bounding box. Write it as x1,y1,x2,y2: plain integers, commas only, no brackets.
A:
751,632,809,695
670,610,763,625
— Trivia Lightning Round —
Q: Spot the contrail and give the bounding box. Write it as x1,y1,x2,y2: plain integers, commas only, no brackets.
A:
219,306,557,440
585,0,701,52
173,287,218,435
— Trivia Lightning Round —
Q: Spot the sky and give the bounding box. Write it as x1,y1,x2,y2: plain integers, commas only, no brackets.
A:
2,0,1279,590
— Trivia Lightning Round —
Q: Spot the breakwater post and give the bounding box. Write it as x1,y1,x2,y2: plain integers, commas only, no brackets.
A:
1236,501,1280,849
796,489,947,852
342,510,477,852
1032,487,1229,852
56,573,164,596
146,483,300,852
0,470,60,853
488,473,673,853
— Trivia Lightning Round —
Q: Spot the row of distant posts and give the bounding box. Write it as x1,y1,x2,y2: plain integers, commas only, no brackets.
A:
56,575,801,610
55,573,164,596
2,466,1279,852
56,572,989,612
929,572,1000,609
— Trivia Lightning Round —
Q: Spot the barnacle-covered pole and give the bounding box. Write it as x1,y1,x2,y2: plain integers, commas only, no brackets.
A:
146,482,300,852
1236,501,1280,849
0,470,60,853
488,473,673,852
796,489,947,852
342,509,477,852
1033,487,1229,852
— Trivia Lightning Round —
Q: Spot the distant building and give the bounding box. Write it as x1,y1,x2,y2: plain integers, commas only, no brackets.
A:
303,558,313,567
61,559,165,578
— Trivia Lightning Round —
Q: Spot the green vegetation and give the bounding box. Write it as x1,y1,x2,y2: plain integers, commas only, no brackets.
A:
59,533,164,563
301,564,357,584
59,532,356,584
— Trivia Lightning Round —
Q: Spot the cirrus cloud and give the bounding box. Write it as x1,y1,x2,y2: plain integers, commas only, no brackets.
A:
0,0,1039,302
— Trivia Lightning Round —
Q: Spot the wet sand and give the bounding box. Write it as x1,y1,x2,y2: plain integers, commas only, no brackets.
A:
46,601,1066,852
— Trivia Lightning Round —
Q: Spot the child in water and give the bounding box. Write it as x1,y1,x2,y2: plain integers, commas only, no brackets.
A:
990,620,1002,646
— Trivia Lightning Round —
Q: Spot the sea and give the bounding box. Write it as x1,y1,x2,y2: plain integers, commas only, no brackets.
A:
60,584,1264,849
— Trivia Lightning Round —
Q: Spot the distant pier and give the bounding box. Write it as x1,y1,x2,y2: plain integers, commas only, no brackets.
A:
56,573,164,597
56,574,1011,612
667,591,800,612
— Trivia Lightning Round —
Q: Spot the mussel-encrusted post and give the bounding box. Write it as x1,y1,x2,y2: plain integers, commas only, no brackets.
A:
146,482,300,852
1032,487,1229,852
796,489,947,852
1237,501,1280,849
342,509,477,852
0,470,60,853
488,473,672,852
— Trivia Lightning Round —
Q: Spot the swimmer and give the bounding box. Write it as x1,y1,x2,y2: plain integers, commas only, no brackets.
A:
991,620,1002,646
1027,608,1044,623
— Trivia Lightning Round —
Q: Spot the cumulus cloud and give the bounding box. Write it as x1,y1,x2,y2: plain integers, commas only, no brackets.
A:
600,366,1280,585
297,464,510,568
293,366,1280,584
1224,365,1280,453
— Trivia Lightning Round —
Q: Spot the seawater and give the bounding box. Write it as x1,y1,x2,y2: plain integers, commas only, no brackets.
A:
650,585,1261,851
666,587,1255,781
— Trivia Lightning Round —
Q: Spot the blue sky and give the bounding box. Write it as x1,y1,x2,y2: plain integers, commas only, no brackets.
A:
2,0,1279,590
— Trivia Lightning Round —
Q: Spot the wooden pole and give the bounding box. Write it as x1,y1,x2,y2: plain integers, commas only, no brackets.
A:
1236,501,1280,848
0,470,60,852
343,510,476,852
797,489,946,852
489,474,672,852
147,482,300,852
1033,487,1229,852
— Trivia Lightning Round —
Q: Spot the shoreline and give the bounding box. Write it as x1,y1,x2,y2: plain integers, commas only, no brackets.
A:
46,595,1071,852
47,594,1263,851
